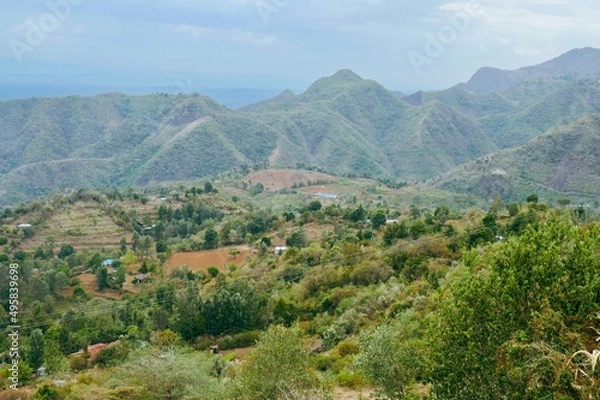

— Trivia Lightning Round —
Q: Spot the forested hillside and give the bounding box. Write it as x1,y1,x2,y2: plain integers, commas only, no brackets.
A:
2,48,600,209
1,181,599,399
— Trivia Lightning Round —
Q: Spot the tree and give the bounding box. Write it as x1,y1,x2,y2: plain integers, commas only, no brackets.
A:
58,244,75,260
114,265,127,291
307,200,322,212
119,237,128,253
116,348,232,400
28,329,45,369
229,248,241,259
507,203,519,217
482,213,497,231
204,228,219,250
44,338,68,376
355,320,428,399
286,230,307,248
526,193,539,203
204,181,214,193
97,267,109,291
433,215,600,398
242,325,320,399
371,209,387,230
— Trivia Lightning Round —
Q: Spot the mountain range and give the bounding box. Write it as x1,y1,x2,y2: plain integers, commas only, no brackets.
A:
1,47,600,207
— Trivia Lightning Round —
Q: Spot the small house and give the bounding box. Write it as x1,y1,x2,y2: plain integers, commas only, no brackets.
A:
274,246,288,255
314,192,338,200
87,343,108,360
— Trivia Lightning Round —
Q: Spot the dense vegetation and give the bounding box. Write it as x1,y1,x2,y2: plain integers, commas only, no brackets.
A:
3,48,600,207
1,183,599,399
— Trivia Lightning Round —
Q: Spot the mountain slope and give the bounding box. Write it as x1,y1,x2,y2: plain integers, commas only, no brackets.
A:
463,47,600,93
429,115,600,201
242,70,496,181
0,93,281,206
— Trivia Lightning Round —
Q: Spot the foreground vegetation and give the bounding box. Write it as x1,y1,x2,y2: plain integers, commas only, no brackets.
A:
1,185,599,399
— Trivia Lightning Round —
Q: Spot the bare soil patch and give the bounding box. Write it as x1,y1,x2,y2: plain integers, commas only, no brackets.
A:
246,169,339,191
165,246,252,274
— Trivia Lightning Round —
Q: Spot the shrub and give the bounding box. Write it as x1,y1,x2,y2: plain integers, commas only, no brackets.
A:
207,266,220,278
216,331,261,350
94,341,130,367
70,354,89,371
335,370,365,389
336,340,360,357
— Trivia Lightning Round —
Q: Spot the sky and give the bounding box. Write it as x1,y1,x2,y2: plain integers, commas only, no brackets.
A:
1,0,600,95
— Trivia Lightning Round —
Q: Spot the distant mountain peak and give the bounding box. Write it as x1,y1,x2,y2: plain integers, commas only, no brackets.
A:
463,47,600,93
302,69,365,99
330,69,363,81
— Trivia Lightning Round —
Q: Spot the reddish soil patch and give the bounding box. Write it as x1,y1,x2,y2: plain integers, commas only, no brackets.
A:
64,271,141,300
165,246,252,274
246,169,339,191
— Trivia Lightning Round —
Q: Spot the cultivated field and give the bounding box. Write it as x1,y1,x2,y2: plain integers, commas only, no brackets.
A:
165,246,253,274
245,169,339,191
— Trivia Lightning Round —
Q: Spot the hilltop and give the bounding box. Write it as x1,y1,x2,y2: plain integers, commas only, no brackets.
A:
462,47,600,93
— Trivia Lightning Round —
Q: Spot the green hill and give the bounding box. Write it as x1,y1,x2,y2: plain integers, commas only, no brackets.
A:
3,50,600,207
242,70,496,181
0,93,280,206
429,114,600,202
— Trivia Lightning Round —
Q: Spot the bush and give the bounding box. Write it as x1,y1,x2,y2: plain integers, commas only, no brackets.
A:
336,340,360,357
350,263,391,286
335,370,365,389
241,325,320,399
70,354,89,371
31,384,62,400
216,331,260,350
94,341,130,367
207,266,220,278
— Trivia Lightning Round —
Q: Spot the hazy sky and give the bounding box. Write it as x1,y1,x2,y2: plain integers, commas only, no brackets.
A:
2,0,600,93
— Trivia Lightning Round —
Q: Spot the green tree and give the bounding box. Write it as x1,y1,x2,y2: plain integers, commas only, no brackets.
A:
204,228,219,250
355,319,428,399
286,230,308,248
507,203,519,217
97,267,109,291
307,200,322,212
371,209,387,230
43,338,68,376
28,329,45,369
241,325,321,399
116,348,232,400
433,215,600,398
114,265,127,291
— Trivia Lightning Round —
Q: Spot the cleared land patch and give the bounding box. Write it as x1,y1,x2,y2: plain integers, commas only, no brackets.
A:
246,169,339,191
165,246,252,274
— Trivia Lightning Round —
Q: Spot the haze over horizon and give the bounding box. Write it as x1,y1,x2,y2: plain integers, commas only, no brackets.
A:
2,0,600,98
